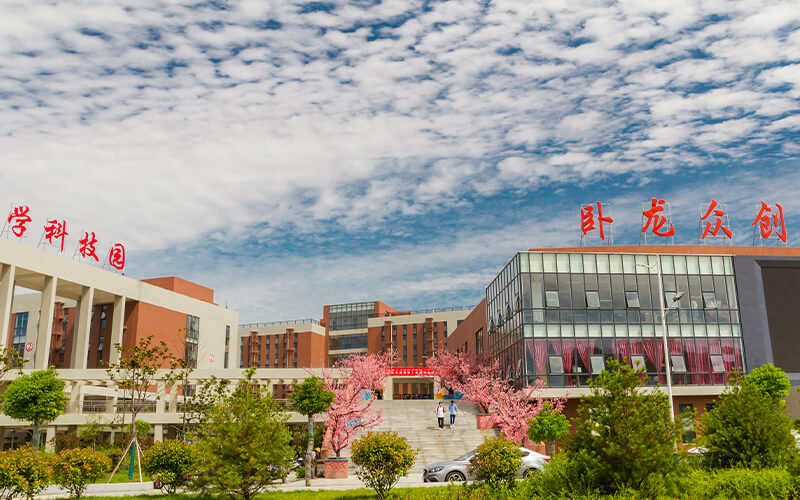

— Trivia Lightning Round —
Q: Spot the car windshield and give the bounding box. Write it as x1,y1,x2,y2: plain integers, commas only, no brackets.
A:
454,451,474,462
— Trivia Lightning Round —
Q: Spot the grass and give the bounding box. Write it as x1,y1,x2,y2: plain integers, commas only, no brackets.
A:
78,486,455,500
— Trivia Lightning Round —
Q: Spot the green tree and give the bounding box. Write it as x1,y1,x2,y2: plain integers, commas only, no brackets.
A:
566,359,681,493
51,448,111,499
527,401,570,457
0,445,50,500
191,368,294,500
747,363,791,404
143,440,197,494
699,374,795,469
2,367,68,449
289,376,334,486
468,436,523,488
0,347,26,379
351,431,416,500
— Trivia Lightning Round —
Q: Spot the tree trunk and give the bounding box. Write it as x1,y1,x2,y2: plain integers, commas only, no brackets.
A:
547,439,556,457
32,421,40,450
305,415,314,486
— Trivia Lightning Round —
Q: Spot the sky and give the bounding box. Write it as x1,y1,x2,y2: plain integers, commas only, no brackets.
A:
0,0,799,323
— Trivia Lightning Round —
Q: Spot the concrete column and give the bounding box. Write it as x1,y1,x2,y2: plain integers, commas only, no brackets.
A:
45,426,56,452
68,381,85,413
33,276,57,369
154,424,163,443
0,264,16,351
384,377,393,400
169,383,179,414
71,286,94,369
108,295,125,365
155,381,166,413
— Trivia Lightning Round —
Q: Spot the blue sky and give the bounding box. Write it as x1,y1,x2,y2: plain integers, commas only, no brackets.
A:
1,0,799,322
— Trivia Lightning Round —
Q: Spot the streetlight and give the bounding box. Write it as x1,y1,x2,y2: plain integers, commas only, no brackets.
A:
637,258,684,429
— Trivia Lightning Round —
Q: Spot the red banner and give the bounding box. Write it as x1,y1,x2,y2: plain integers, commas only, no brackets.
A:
387,367,435,377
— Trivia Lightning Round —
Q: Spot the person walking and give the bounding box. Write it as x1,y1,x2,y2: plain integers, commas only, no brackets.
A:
448,401,458,428
435,402,445,429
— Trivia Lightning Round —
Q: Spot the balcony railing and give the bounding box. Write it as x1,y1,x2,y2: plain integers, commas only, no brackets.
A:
239,318,321,328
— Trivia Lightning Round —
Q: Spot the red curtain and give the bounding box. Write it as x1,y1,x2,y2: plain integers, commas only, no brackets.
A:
695,339,711,384
562,340,575,386
709,339,723,384
534,340,548,376
721,339,736,382
629,339,643,355
684,339,697,384
643,339,665,384
576,340,595,374
733,339,743,372
616,340,630,364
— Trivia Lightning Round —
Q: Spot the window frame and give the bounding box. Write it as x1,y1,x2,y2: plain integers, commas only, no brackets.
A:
545,291,560,308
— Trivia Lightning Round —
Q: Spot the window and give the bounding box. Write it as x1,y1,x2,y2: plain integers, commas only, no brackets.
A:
293,333,298,368
264,336,271,368
545,291,560,308
710,355,725,373
679,403,696,442
625,291,640,308
670,354,687,373
12,312,28,357
185,315,200,368
475,328,483,356
239,338,244,368
631,355,646,371
224,326,230,368
702,292,718,309
585,291,600,309
100,305,107,329
590,355,605,374
549,356,564,375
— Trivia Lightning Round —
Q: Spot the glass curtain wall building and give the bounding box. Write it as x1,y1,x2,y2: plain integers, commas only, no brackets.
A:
487,252,744,388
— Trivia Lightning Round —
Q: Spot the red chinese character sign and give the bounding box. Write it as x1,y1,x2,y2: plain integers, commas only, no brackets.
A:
108,243,126,271
6,205,31,238
43,219,69,252
751,201,787,245
698,200,732,244
77,231,100,262
580,201,614,245
640,198,675,244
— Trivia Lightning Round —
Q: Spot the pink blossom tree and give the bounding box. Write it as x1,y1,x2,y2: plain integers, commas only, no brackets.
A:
321,351,395,457
485,381,567,445
426,349,499,408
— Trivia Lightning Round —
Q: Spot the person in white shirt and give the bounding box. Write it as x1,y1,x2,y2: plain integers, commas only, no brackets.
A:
435,402,445,429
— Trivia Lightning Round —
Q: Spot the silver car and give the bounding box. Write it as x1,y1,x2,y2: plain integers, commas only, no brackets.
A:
423,447,550,482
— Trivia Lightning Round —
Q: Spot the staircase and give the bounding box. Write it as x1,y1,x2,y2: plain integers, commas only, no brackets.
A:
339,400,496,473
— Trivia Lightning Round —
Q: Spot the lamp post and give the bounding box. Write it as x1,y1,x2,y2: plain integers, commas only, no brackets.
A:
637,258,684,427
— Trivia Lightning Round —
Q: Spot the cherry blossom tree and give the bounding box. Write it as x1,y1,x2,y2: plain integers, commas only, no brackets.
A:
321,352,395,457
426,349,499,406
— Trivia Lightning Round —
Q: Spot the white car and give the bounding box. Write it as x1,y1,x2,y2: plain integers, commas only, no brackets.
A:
423,447,549,482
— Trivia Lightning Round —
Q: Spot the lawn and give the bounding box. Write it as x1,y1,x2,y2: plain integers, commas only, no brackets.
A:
80,486,456,500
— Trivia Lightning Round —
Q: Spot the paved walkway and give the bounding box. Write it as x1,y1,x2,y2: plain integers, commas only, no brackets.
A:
36,473,449,498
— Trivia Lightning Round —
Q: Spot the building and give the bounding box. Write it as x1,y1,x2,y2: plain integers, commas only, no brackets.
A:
448,245,800,418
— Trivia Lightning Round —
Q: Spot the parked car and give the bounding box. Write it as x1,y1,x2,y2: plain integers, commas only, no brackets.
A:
423,447,549,482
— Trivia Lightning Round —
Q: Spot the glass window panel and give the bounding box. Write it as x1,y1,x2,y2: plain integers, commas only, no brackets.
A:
624,274,637,291
702,292,717,309
647,255,659,272
732,324,741,337
560,310,574,323
665,292,681,308
726,277,738,309
681,324,694,337
534,325,546,337
637,276,652,309
706,324,719,337
719,325,732,337
549,356,564,374
558,274,572,308
629,324,641,337
671,355,687,373
723,257,733,275
626,292,641,308
588,324,601,337
668,324,680,337
530,253,543,272
601,325,614,337
694,324,706,337
571,275,585,307
663,275,676,292
590,355,605,374
673,255,687,274
520,253,530,273
574,309,587,323
615,325,628,337
597,254,610,273
635,254,648,273
584,274,598,290
575,324,588,337
561,325,574,337
642,324,655,337
598,275,612,308
586,291,600,308
545,290,560,308
614,310,626,323
532,275,544,308
583,254,597,273
655,324,664,337
522,275,532,309
622,255,636,274
711,256,724,275
611,275,625,308
632,355,646,371
661,255,674,274
524,324,533,338
547,324,561,337
710,355,725,373
686,255,700,274
587,309,600,323
556,253,570,273
543,254,556,272
699,256,713,275
601,310,614,323
570,254,583,273
609,254,623,273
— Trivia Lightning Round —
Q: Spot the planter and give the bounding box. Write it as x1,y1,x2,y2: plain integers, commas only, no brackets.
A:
476,413,495,429
324,458,348,479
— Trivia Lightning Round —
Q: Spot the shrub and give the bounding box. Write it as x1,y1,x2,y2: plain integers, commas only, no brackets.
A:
747,363,791,403
0,445,50,500
51,448,111,499
468,436,522,489
103,448,123,469
675,467,799,499
699,374,795,469
351,431,416,500
295,465,305,479
142,440,197,494
565,359,681,493
527,401,569,457
54,432,88,452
